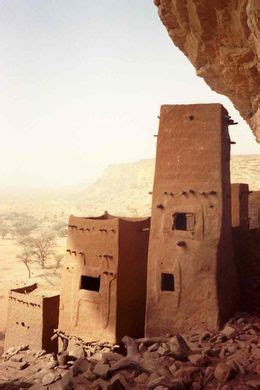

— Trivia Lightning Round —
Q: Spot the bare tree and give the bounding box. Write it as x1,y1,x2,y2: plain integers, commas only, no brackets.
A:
18,234,56,269
0,220,9,239
0,227,9,239
31,234,56,269
17,251,34,279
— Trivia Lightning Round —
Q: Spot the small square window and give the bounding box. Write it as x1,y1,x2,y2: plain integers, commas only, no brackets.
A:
172,213,195,231
161,273,174,291
80,275,100,292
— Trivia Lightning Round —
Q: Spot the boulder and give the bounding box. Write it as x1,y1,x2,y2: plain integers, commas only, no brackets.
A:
109,373,129,389
214,363,236,382
42,372,61,386
93,361,110,379
221,325,237,339
188,353,209,367
135,372,149,384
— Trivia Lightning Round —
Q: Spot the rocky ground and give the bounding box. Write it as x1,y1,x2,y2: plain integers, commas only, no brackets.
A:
0,313,259,389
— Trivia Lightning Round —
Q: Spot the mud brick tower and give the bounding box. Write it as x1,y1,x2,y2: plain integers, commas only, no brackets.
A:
249,190,260,229
145,104,239,336
231,183,249,230
4,283,59,353
59,213,150,343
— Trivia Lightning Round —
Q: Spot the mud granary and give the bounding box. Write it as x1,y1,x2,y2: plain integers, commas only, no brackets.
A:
58,213,150,343
4,283,59,353
145,104,240,336
232,184,260,314
249,190,260,229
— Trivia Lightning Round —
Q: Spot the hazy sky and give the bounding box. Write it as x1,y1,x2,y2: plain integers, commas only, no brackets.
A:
0,0,259,187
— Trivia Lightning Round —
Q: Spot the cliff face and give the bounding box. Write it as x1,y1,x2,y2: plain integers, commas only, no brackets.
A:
154,0,260,141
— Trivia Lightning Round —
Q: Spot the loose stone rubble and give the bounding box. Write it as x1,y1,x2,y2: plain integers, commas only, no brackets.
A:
0,313,259,389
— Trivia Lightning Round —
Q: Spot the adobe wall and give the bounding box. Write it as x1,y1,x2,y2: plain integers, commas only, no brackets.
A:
249,191,260,229
59,215,150,343
233,228,260,314
231,183,249,230
145,104,239,336
117,218,150,340
4,284,59,353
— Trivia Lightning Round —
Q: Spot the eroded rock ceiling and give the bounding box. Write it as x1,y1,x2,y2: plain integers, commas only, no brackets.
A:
154,0,260,141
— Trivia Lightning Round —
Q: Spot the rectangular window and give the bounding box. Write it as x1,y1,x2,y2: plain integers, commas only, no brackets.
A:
161,273,174,291
172,213,195,231
80,275,100,292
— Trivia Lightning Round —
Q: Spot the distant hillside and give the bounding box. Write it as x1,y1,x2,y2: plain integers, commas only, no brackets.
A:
0,155,258,220
77,154,260,217
75,159,155,217
230,155,260,189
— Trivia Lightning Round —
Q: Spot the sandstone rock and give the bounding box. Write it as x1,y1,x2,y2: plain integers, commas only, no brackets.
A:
147,376,184,389
73,358,90,374
109,373,129,389
252,348,260,360
82,368,96,381
42,371,61,386
148,343,159,352
169,363,177,375
10,354,23,362
147,372,161,384
60,367,74,389
246,379,260,388
72,374,92,387
221,325,237,339
256,360,260,375
135,372,149,384
46,360,58,369
139,342,147,353
69,345,85,360
154,0,260,140
19,344,29,352
102,352,124,363
156,365,171,377
203,366,214,386
205,347,220,357
6,346,19,355
226,345,237,355
214,363,236,382
93,361,110,379
91,378,110,390
157,344,171,356
37,349,47,358
173,366,200,385
188,353,209,367
7,360,29,370
143,351,161,372
201,331,211,341
158,355,175,368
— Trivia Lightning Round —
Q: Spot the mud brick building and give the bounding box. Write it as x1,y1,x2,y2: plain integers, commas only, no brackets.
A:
4,283,59,353
231,183,249,230
145,104,239,336
249,190,260,229
59,213,150,343
232,185,260,314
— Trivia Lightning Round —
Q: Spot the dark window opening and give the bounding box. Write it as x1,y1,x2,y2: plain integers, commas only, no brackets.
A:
80,275,100,292
172,212,195,231
161,273,175,291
